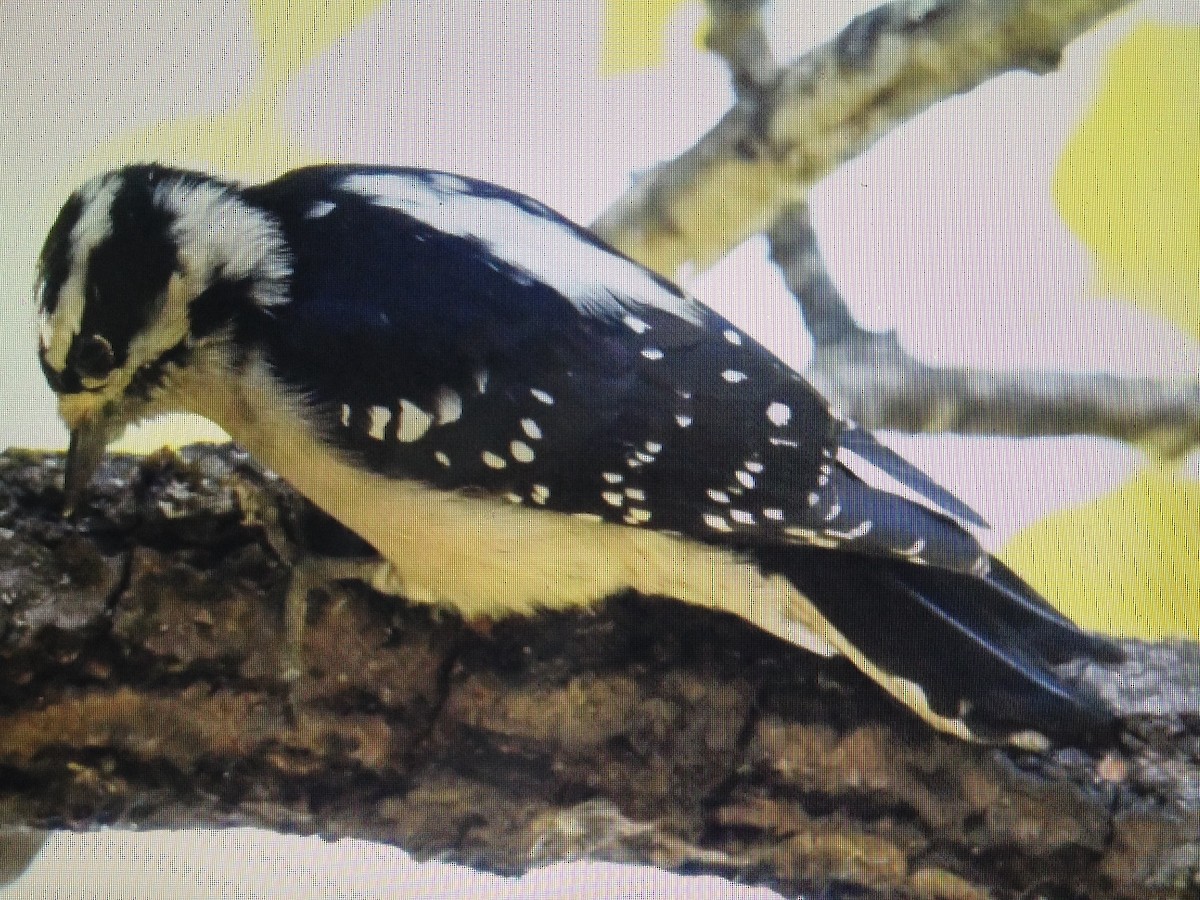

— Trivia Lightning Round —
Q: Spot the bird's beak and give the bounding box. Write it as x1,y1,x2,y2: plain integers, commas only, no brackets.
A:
63,418,111,516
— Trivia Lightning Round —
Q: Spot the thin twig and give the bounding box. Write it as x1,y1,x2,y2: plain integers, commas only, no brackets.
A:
766,203,1200,452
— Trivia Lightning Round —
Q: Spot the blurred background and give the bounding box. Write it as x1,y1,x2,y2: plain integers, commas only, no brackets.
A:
1,1,1197,896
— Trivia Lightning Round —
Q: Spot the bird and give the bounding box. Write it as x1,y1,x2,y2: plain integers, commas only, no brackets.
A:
36,163,1120,749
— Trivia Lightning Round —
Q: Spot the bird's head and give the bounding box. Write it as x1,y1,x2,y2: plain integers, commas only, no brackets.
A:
35,164,291,512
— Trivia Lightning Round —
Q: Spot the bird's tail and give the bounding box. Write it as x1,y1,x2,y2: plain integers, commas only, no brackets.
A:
750,545,1122,746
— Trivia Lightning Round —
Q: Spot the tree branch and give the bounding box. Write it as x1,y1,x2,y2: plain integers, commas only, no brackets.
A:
2,446,1198,899
592,0,1136,278
766,202,1200,452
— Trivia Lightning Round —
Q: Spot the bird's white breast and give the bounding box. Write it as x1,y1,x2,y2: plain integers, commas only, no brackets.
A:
168,353,839,655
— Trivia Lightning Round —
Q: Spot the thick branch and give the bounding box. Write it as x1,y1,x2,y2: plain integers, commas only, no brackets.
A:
592,0,1135,278
767,202,1200,453
1,445,1198,899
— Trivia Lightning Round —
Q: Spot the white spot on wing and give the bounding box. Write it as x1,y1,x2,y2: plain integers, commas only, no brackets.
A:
675,415,692,428
602,472,624,484
784,526,839,548
520,418,543,440
826,521,872,540
340,404,352,427
482,451,507,469
475,369,490,394
602,491,624,507
433,387,462,424
510,440,535,463
730,509,755,525
624,508,652,524
367,405,391,440
745,461,764,474
531,484,550,504
341,172,704,325
766,402,791,427
723,328,742,346
703,513,732,532
641,347,665,361
707,489,730,504
763,507,784,521
623,315,650,333
531,388,554,405
722,370,747,384
435,451,451,467
305,201,336,219
735,470,755,489
398,400,433,442
624,487,645,501
645,441,662,454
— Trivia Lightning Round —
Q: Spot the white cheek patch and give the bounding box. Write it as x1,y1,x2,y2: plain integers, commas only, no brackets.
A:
342,172,704,325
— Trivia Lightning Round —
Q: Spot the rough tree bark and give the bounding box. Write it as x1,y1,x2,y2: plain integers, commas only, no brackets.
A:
1,446,1198,899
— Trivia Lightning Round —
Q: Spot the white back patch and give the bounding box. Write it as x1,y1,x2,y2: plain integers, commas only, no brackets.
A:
341,173,704,325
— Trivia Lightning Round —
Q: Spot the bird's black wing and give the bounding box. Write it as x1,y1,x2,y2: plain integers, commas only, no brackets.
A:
246,165,983,566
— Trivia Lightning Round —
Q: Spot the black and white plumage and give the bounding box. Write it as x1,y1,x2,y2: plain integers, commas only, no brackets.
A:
36,163,1119,747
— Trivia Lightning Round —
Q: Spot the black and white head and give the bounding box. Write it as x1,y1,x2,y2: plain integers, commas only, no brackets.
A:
35,164,291,510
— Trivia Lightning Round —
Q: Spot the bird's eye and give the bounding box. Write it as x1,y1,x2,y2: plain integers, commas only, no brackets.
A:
73,334,116,379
